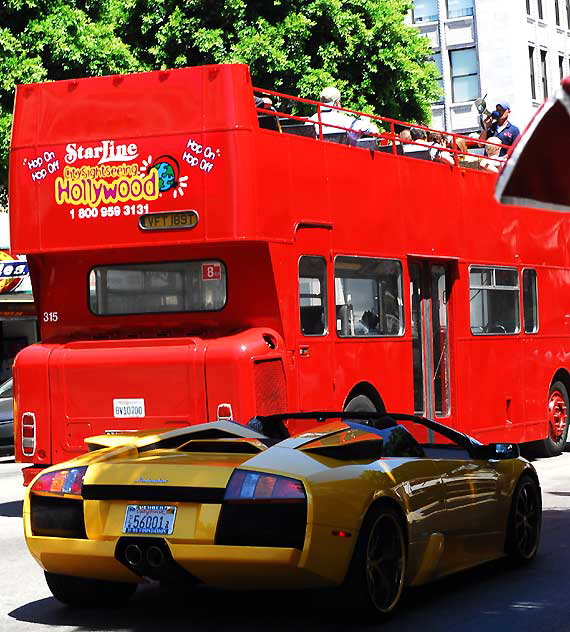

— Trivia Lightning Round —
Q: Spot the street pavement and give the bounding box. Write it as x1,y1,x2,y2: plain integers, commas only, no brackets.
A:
1,451,570,632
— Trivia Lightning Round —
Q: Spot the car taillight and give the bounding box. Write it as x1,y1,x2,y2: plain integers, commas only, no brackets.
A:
31,466,87,496
224,470,305,501
21,412,36,456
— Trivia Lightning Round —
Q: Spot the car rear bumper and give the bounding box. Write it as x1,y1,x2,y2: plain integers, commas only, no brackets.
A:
24,523,355,589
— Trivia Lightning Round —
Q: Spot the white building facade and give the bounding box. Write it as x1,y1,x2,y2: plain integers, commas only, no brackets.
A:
410,0,570,134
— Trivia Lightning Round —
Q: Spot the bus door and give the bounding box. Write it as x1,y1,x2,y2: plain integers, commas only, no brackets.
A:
409,260,455,424
295,227,335,410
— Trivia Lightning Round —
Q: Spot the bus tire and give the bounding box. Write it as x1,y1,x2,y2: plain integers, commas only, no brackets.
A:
344,395,378,413
538,381,569,458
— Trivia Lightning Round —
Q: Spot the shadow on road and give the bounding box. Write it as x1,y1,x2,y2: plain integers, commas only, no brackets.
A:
8,507,569,632
0,499,22,518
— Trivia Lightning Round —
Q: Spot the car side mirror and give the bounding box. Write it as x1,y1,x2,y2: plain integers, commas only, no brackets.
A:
475,443,520,460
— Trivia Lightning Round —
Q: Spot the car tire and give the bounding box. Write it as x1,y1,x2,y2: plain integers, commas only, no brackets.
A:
505,474,542,564
44,572,137,607
343,505,407,620
344,395,378,413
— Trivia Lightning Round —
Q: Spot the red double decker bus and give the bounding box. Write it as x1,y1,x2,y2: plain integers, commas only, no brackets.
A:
9,64,570,484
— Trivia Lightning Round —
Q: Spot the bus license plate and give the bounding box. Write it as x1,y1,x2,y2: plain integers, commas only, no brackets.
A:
123,505,177,535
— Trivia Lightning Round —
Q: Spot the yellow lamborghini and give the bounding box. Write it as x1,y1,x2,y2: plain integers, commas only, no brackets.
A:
23,412,541,619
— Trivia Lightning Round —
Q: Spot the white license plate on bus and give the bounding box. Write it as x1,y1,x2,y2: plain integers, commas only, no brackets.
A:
122,505,177,535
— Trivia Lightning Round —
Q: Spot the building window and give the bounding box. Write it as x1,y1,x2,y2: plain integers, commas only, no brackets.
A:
560,55,565,80
537,0,543,19
299,256,327,336
540,49,548,99
412,0,438,22
430,52,444,102
529,46,537,100
555,0,561,24
522,269,538,333
450,48,478,102
447,0,474,18
526,0,531,14
469,267,520,335
567,0,570,28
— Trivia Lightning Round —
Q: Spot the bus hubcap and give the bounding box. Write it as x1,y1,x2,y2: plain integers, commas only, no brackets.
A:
548,391,567,441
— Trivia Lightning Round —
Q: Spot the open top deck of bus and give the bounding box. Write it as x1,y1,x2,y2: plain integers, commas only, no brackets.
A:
10,63,546,262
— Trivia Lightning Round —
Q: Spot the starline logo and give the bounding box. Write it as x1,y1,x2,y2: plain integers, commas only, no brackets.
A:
65,140,139,165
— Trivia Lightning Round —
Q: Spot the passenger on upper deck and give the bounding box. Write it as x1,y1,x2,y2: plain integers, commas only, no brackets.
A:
427,131,454,166
308,87,379,143
478,101,520,156
479,137,505,173
254,95,273,109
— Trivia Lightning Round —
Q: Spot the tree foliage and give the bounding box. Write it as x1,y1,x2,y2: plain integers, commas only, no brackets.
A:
0,0,143,193
0,0,440,193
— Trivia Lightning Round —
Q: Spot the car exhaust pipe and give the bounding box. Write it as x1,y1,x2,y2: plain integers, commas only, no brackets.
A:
124,544,143,567
146,545,165,568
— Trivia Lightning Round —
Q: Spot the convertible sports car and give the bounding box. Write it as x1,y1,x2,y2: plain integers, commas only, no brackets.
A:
24,412,541,618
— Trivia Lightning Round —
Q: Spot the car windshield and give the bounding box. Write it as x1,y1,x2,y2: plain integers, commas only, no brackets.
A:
0,378,12,398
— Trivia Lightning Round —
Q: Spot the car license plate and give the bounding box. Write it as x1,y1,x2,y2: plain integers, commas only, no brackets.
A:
122,505,177,535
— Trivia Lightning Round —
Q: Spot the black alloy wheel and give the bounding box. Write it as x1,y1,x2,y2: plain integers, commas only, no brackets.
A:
505,474,542,563
344,505,407,619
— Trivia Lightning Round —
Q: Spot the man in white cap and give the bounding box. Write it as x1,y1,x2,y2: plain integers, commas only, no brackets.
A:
479,100,520,156
308,86,379,143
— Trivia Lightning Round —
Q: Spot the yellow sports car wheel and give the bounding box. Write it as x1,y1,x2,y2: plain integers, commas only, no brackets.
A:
45,572,138,607
505,474,542,562
345,505,407,619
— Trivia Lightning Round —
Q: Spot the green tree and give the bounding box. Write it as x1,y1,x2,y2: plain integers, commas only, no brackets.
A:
114,0,439,119
1,0,440,198
0,0,143,194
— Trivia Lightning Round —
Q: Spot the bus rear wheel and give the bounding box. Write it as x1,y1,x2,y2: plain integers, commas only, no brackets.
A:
344,395,379,413
538,381,569,457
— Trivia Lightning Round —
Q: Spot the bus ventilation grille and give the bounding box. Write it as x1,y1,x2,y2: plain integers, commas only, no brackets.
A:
253,358,287,415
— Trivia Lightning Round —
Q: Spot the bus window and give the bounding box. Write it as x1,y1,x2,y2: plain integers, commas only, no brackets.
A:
522,269,538,333
89,260,227,315
299,256,327,335
469,266,520,335
334,257,403,337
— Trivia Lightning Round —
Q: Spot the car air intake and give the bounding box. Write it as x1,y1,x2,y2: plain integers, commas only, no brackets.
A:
30,495,86,538
178,440,264,454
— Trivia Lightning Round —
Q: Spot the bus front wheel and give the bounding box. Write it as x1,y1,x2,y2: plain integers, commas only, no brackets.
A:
539,381,569,457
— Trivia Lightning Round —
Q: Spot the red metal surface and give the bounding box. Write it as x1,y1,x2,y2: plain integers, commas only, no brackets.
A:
9,64,570,475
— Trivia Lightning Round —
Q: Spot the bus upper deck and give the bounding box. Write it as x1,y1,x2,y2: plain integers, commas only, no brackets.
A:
11,63,509,256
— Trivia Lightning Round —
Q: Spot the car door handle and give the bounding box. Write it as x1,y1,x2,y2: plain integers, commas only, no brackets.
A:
299,345,310,357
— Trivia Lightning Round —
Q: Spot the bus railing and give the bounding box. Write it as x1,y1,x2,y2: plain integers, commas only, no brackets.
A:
253,87,508,172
